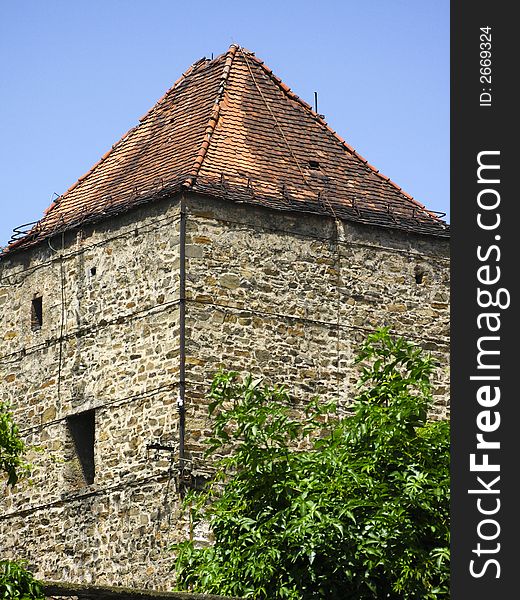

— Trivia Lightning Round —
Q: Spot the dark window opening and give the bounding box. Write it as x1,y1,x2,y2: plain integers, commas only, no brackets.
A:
90,266,97,276
414,265,426,285
308,160,321,170
31,296,43,330
66,410,95,485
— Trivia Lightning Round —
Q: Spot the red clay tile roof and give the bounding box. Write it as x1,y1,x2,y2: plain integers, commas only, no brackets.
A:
5,45,448,254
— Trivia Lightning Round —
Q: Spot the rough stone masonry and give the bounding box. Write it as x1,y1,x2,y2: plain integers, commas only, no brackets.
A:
0,191,449,588
0,45,449,590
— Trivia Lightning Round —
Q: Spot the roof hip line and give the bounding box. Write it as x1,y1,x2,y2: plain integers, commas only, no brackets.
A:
183,44,239,189
239,48,342,221
247,51,440,222
41,59,206,225
238,46,313,192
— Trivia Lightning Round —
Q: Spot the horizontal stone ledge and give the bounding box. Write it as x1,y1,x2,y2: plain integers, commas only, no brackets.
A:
43,581,241,600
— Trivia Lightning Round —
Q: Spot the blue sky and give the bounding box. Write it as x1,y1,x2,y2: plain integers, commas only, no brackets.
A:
0,0,449,248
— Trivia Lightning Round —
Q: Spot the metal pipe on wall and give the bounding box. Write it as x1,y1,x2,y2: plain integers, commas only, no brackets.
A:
177,194,187,481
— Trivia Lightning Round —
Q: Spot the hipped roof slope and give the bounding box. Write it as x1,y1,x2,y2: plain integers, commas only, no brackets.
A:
6,44,448,253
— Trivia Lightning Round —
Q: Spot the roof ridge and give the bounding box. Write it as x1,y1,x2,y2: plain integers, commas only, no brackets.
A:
41,56,210,221
245,51,444,223
183,44,239,188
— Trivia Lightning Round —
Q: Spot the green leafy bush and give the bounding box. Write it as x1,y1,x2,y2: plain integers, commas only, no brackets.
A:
172,328,450,599
0,561,44,600
1,408,41,599
0,402,27,487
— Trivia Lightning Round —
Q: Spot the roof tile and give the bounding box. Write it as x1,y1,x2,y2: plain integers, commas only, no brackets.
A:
5,44,448,253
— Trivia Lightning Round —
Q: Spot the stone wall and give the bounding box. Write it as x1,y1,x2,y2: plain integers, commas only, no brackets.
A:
0,191,449,589
182,195,449,464
1,198,186,588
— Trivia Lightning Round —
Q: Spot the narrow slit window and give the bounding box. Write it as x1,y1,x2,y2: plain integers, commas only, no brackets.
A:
31,296,43,330
66,410,96,485
414,265,426,285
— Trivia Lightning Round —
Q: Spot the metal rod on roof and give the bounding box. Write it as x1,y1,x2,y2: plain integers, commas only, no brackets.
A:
314,91,318,114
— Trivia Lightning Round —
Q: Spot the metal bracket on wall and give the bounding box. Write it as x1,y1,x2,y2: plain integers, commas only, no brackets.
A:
146,443,197,496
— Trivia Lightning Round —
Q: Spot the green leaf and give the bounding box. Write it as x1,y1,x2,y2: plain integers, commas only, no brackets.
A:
171,329,450,599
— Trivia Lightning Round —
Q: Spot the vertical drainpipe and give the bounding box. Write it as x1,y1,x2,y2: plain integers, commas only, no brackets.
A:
178,193,187,481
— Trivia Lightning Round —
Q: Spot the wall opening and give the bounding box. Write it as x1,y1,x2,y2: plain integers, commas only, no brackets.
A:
90,266,97,276
308,160,321,170
414,265,426,285
31,296,43,330
66,410,96,485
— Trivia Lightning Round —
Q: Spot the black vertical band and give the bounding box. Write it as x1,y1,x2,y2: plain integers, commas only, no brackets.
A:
451,3,515,597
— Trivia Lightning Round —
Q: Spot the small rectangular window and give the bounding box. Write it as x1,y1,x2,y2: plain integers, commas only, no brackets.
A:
31,296,43,330
66,410,96,485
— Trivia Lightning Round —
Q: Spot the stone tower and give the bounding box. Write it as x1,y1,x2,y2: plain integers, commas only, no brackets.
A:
0,45,449,589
